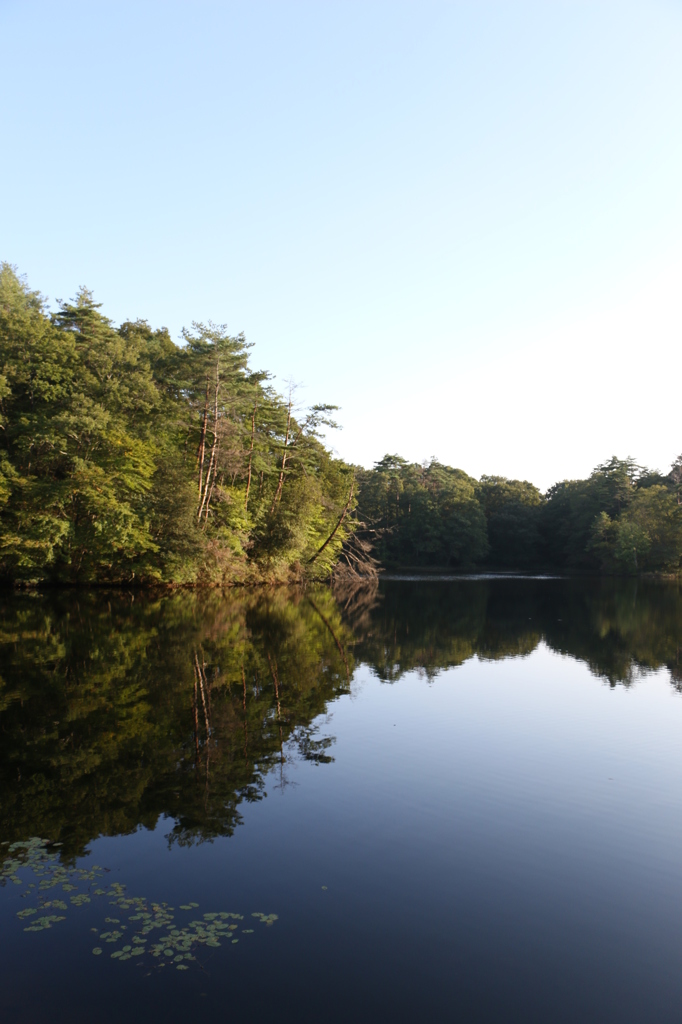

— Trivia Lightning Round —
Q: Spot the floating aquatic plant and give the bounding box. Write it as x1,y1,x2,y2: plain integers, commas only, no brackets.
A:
1,838,278,972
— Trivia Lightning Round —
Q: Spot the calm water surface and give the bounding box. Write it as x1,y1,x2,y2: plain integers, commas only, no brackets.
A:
1,578,682,1023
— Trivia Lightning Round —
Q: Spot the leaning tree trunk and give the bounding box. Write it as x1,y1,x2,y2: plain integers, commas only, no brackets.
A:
307,480,354,566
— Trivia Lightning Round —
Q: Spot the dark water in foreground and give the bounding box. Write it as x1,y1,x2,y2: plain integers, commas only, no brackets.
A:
2,577,682,1023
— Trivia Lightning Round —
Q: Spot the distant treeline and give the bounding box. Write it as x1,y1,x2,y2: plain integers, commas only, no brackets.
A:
1,264,680,584
0,265,354,585
356,454,682,574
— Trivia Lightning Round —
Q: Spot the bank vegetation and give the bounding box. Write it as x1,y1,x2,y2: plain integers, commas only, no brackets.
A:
2,265,680,583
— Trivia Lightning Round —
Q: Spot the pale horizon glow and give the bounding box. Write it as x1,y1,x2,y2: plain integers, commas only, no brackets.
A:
1,0,681,492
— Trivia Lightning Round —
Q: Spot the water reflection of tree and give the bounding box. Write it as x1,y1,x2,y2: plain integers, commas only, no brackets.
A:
332,577,381,635
354,578,682,688
0,588,353,858
1,578,681,860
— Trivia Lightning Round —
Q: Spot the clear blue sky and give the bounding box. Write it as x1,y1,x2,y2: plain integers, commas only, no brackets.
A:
1,0,681,489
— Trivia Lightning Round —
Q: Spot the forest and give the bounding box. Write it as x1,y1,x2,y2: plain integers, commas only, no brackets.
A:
1,263,681,583
355,454,682,574
0,265,355,585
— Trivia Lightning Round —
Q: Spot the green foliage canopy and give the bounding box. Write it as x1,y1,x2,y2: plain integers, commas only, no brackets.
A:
355,457,488,568
2,265,680,580
355,454,682,574
0,266,355,584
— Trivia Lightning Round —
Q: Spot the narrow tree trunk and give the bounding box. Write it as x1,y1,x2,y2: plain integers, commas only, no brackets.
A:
202,474,217,527
241,664,248,762
244,400,257,510
194,651,211,738
193,668,200,766
198,359,220,521
204,653,212,718
267,652,282,721
201,408,220,525
270,393,292,513
196,374,210,496
270,449,288,512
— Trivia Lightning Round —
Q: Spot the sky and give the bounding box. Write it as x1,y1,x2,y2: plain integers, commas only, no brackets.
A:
1,0,681,490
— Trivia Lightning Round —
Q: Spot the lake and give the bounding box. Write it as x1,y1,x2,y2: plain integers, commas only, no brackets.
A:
1,577,682,1023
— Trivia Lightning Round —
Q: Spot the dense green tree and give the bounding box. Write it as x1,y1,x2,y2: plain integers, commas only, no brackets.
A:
0,276,163,581
0,265,355,584
589,485,682,573
477,476,543,567
541,457,682,573
356,457,488,568
540,457,640,569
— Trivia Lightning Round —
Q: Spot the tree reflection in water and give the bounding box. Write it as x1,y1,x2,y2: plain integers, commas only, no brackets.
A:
0,588,353,858
1,577,681,858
